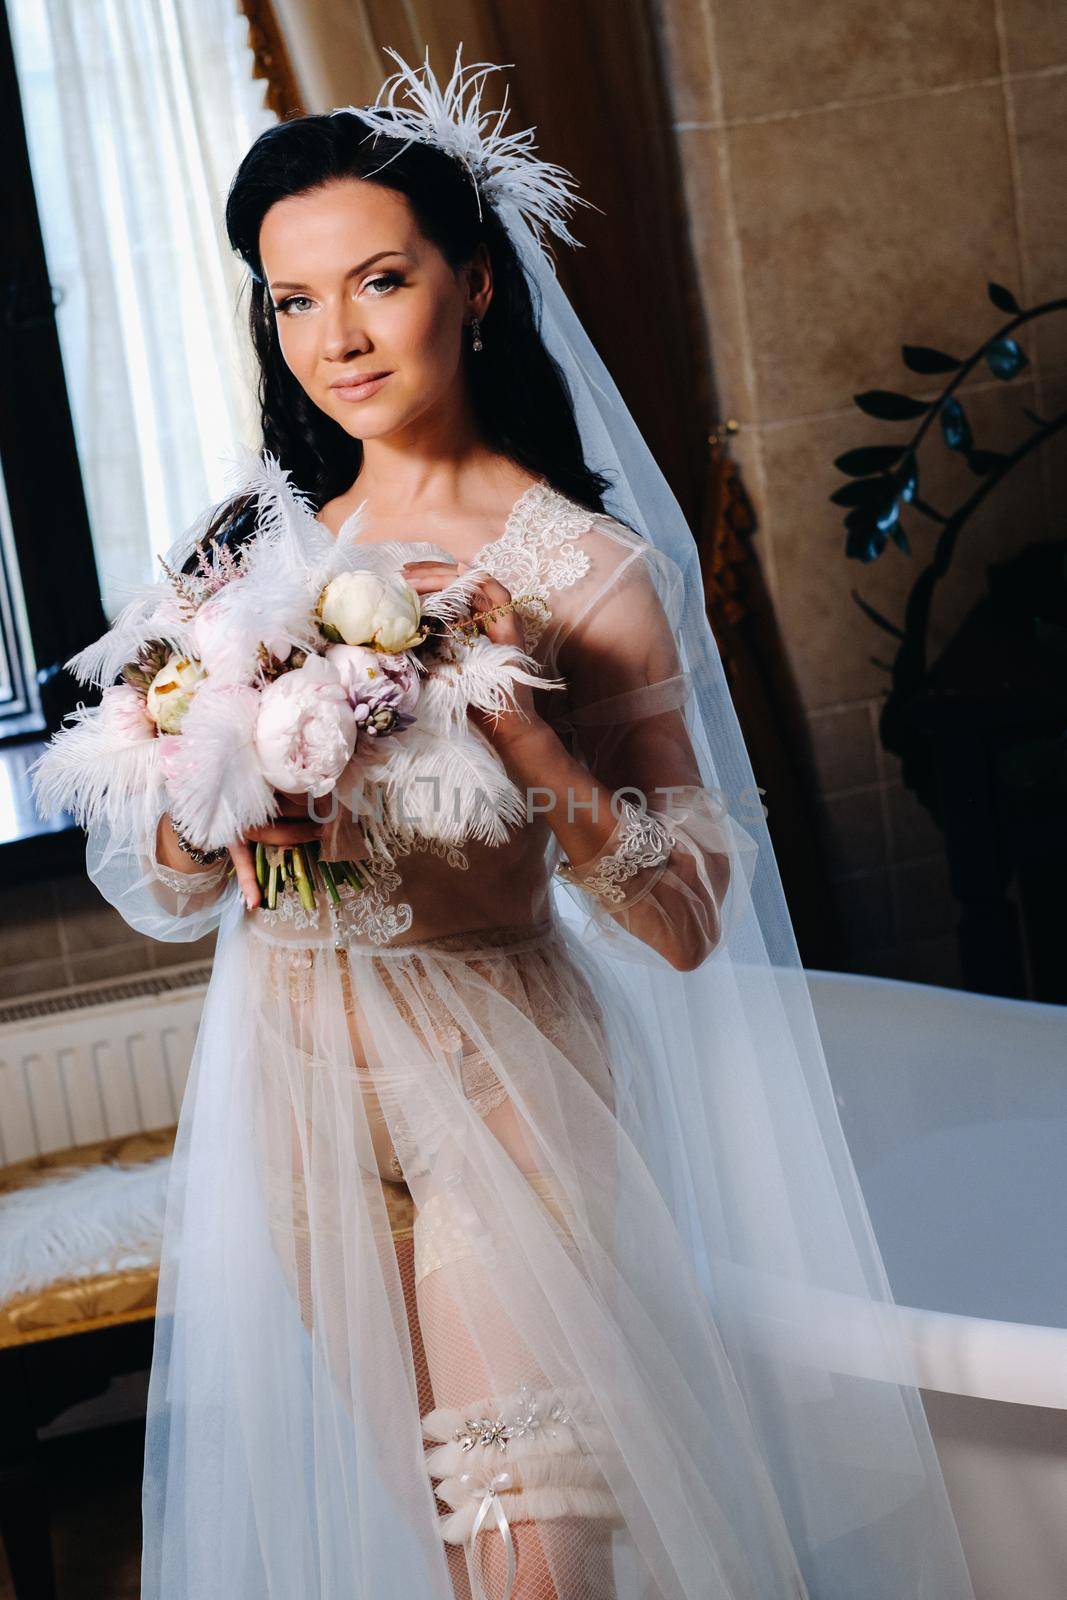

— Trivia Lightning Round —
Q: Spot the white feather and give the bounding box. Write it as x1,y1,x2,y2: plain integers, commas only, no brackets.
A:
0,1158,170,1301
240,449,322,554
334,501,372,549
162,685,276,851
417,637,563,736
65,587,194,691
374,725,527,847
28,704,162,831
230,455,438,615
419,566,488,625
344,44,601,258
193,562,320,685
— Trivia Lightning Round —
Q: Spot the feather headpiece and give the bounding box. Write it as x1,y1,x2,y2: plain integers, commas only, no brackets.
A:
335,44,602,259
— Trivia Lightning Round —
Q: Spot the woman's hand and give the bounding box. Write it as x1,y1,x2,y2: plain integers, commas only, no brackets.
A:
401,558,545,752
230,790,326,910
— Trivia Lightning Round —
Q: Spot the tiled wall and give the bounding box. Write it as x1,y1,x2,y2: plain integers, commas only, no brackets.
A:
0,874,216,1002
657,0,1067,985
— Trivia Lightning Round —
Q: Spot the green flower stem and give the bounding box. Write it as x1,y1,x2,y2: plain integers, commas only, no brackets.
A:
317,857,342,906
290,844,316,911
308,839,329,890
303,844,320,891
250,838,369,913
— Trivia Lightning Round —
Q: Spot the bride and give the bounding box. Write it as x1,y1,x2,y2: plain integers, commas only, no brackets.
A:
86,49,974,1600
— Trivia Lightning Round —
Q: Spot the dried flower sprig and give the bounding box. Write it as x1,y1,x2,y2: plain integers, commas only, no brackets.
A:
447,593,549,647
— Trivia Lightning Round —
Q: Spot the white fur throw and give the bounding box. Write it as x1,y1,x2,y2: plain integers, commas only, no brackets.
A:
0,1156,170,1303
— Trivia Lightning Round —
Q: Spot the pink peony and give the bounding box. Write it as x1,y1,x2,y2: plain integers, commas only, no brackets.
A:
254,654,357,796
325,644,420,718
101,683,157,741
190,592,228,664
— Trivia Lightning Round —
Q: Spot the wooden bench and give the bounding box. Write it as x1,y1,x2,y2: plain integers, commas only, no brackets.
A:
0,1127,419,1599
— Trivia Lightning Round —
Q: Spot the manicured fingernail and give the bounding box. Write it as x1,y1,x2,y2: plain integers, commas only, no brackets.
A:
245,895,256,911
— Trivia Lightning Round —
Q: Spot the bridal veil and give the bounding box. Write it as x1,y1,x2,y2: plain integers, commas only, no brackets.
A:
76,45,975,1600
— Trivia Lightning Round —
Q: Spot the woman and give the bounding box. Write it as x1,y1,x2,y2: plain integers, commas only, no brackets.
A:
88,50,974,1600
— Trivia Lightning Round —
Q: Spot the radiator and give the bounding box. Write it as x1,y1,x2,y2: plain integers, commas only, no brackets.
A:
0,963,212,1165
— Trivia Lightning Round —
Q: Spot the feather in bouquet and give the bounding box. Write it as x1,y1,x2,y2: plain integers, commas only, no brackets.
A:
31,450,565,918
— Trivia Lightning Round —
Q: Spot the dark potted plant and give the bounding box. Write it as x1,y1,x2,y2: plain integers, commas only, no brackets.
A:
832,283,1067,1000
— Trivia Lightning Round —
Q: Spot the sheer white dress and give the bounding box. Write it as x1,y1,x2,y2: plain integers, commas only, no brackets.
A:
86,476,965,1600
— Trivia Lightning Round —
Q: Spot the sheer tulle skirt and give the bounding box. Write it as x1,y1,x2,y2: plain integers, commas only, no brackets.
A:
141,909,809,1600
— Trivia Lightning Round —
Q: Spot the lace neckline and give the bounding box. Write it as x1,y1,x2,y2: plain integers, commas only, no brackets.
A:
322,475,555,564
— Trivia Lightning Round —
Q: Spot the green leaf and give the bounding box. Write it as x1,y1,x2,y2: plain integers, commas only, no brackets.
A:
988,281,1022,315
875,496,901,533
985,337,1029,380
844,512,883,569
854,389,932,421
940,397,973,452
901,344,963,374
845,529,884,563
830,475,895,508
850,588,905,637
844,508,887,563
897,452,919,503
833,443,908,476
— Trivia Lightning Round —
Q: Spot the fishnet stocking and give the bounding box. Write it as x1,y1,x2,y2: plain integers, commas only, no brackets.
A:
413,1159,618,1600
260,924,623,1595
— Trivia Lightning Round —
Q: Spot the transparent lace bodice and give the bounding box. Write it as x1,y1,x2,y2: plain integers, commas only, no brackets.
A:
246,478,618,956
153,474,747,979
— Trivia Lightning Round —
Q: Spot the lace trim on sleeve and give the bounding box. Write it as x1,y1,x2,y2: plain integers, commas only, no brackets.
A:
151,857,230,894
555,799,676,905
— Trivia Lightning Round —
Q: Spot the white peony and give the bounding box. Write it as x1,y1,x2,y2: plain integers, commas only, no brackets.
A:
254,654,357,796
318,571,424,652
145,656,207,734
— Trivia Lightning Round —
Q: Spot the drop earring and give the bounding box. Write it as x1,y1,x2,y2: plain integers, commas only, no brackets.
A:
469,316,484,352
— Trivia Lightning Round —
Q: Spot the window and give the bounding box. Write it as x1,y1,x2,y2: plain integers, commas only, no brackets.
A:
3,0,274,740
1,0,274,872
0,461,43,733
0,2,105,747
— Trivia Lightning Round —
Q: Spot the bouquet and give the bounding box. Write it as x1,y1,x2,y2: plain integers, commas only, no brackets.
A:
31,453,563,919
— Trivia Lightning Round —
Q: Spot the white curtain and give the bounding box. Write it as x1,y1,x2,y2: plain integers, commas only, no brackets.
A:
9,0,275,619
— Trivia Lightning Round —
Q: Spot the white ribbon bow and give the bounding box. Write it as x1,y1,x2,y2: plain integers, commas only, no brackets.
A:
461,1467,517,1600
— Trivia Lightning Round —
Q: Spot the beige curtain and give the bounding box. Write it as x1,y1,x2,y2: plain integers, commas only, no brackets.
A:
8,0,276,619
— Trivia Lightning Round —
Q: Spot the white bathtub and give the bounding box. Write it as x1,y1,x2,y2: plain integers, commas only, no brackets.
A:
806,969,1067,1600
